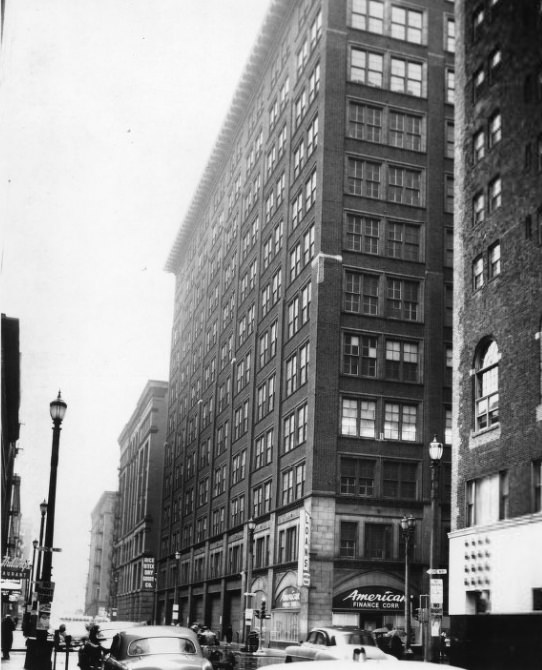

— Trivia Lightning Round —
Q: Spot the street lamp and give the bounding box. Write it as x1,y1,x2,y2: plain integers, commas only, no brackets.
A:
35,500,47,592
427,435,443,662
40,392,67,590
27,539,38,606
173,551,180,625
400,515,416,655
243,518,256,647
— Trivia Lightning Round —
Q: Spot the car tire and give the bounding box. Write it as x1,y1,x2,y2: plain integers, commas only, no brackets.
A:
285,656,292,663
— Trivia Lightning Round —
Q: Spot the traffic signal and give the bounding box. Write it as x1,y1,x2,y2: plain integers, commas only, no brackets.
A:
260,598,271,619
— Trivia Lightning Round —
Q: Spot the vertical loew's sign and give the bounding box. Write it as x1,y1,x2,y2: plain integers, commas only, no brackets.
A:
297,507,311,587
142,557,155,589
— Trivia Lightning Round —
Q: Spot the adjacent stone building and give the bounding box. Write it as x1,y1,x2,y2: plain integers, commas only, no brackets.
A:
84,491,118,617
113,380,168,622
450,1,542,668
161,0,454,647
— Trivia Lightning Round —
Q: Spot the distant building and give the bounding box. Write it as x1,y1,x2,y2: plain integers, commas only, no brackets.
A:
160,0,453,644
450,1,542,668
1,314,21,560
85,491,118,617
113,381,168,622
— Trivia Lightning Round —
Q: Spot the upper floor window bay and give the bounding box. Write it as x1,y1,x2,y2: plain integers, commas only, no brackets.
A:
474,339,500,432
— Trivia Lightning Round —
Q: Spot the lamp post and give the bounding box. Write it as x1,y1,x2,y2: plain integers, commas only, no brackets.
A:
40,392,67,589
243,518,256,648
427,435,443,663
35,500,47,592
400,515,416,655
172,551,180,625
27,540,38,606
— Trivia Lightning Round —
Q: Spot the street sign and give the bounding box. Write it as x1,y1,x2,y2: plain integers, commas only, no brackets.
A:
427,569,447,575
244,608,253,622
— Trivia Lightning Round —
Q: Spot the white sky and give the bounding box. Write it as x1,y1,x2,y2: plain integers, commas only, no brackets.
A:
1,0,271,614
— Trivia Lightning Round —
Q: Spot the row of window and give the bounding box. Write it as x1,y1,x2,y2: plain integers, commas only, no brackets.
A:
351,0,455,53
346,157,424,206
472,241,501,290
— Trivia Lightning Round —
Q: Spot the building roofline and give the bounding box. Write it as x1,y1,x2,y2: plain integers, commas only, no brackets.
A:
163,0,291,274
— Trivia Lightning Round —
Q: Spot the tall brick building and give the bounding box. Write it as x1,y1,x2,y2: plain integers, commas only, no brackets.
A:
450,1,542,668
160,0,454,646
113,380,168,622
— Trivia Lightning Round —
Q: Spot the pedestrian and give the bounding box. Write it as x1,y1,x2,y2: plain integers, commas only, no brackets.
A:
225,623,233,644
79,625,107,670
1,613,16,660
389,630,403,660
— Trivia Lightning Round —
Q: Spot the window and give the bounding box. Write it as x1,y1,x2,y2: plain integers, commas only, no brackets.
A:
473,128,485,162
387,166,422,205
277,525,298,563
446,69,455,104
445,17,455,52
292,190,304,229
389,111,422,151
446,121,455,158
364,523,393,559
351,48,384,87
351,0,384,33
489,48,502,82
472,5,485,39
286,342,310,396
341,397,376,437
281,462,306,505
307,114,319,155
474,339,499,431
294,89,307,128
473,67,485,100
347,158,381,198
283,402,308,452
383,461,418,497
305,169,317,210
390,58,423,96
344,333,377,377
385,340,419,382
340,458,375,495
308,62,320,102
466,471,509,526
345,271,379,315
293,141,305,180
473,255,484,290
348,102,382,142
445,175,454,213
340,522,358,557
473,192,485,224
387,221,421,260
254,429,273,470
384,402,417,441
391,6,423,44
345,214,380,254
489,177,502,211
488,242,501,279
386,278,420,320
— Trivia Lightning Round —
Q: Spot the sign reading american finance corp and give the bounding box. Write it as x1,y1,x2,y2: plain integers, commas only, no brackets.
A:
332,586,405,612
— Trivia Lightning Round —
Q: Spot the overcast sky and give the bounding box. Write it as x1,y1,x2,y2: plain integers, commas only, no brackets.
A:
1,0,271,614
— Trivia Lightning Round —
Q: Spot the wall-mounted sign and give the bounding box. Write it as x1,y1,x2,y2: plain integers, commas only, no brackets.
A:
333,586,405,612
276,586,301,609
142,557,155,589
297,508,311,587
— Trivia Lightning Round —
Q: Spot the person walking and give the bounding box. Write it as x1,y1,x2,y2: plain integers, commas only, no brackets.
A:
79,625,106,670
2,613,16,660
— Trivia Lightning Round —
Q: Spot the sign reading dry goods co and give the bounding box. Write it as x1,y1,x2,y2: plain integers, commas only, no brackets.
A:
333,586,405,612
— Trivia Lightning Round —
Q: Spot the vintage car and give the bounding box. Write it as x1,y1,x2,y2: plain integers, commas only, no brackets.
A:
268,660,467,670
103,625,213,670
284,626,395,663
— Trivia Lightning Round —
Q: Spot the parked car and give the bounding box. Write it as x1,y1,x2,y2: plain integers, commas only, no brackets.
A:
103,625,213,670
284,626,395,663
267,660,467,670
97,621,147,648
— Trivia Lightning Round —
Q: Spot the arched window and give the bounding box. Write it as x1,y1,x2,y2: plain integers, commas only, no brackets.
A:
474,339,499,431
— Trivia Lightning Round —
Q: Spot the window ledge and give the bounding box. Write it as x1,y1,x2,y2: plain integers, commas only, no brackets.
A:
470,424,500,448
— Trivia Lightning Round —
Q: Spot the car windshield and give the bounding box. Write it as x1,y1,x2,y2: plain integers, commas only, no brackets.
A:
127,637,196,655
337,632,375,646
